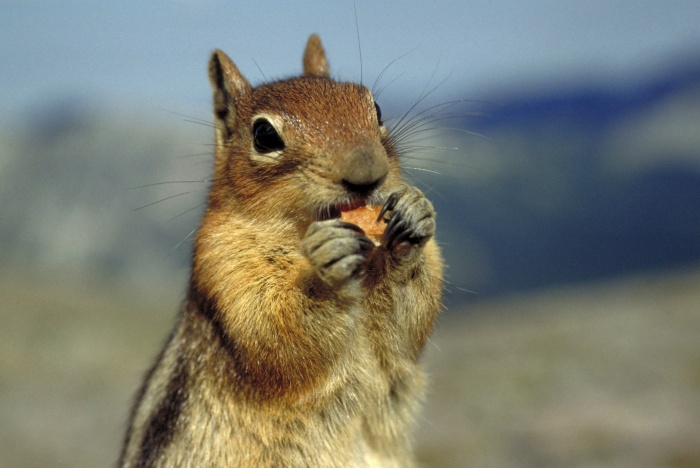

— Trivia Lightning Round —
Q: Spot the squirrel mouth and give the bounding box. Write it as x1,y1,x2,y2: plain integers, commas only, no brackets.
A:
339,199,368,213
319,198,370,221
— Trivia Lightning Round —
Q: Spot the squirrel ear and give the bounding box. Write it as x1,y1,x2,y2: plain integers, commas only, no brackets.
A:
303,34,330,78
208,50,252,146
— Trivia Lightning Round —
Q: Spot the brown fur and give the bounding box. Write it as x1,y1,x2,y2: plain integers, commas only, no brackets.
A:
120,34,443,467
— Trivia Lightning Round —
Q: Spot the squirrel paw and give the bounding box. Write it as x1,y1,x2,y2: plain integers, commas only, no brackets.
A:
301,219,374,287
380,186,436,256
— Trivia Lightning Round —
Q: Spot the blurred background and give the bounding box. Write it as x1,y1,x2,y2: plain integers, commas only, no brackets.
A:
2,1,699,466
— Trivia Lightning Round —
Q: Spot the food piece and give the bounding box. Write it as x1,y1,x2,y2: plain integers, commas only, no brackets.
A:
340,205,385,240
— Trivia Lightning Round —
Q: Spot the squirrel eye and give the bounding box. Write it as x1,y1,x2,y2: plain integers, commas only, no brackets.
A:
252,119,285,153
374,102,383,126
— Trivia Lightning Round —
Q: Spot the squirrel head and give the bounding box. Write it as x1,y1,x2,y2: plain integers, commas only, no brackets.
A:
206,35,401,227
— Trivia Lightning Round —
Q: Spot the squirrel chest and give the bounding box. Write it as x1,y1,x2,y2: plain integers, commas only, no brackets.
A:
120,34,443,468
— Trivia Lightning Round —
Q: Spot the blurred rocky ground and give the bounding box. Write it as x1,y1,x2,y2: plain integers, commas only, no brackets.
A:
417,268,700,467
0,267,698,467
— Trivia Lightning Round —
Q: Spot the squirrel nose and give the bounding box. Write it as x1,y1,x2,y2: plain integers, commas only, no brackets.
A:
339,146,388,193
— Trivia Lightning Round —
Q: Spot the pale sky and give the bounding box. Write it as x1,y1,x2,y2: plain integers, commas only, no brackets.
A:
2,0,699,121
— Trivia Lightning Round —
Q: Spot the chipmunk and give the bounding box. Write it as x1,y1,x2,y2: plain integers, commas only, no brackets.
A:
119,34,443,467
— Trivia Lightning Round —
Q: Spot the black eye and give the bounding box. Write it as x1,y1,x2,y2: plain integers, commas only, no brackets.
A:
374,102,383,126
252,118,285,153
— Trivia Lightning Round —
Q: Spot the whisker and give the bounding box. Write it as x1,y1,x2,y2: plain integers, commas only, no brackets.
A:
389,100,470,137
132,189,209,211
440,276,478,295
374,71,406,100
353,0,363,86
389,99,487,138
164,201,208,224
390,64,449,134
398,145,461,154
166,226,198,259
390,106,463,143
128,180,213,190
174,149,214,157
371,48,417,97
182,119,215,129
402,166,445,176
252,58,268,82
432,126,492,141
158,107,213,127
397,155,473,169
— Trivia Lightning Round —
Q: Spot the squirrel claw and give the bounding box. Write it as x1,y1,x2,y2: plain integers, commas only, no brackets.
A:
380,187,435,254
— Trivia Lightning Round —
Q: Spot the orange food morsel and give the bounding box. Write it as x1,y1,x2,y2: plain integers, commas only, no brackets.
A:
340,205,385,240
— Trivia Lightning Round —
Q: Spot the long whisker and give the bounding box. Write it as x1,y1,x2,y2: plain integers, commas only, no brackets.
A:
371,47,417,97
166,226,199,259
132,188,209,211
354,0,363,86
402,166,445,176
439,276,478,295
128,180,214,190
389,63,449,134
158,107,213,127
389,100,478,142
252,58,268,82
164,202,208,224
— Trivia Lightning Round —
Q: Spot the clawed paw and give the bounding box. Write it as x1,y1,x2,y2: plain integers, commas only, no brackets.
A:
379,186,436,255
301,220,374,287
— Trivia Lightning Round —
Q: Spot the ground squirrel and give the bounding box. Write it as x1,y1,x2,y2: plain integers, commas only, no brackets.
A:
120,34,443,467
